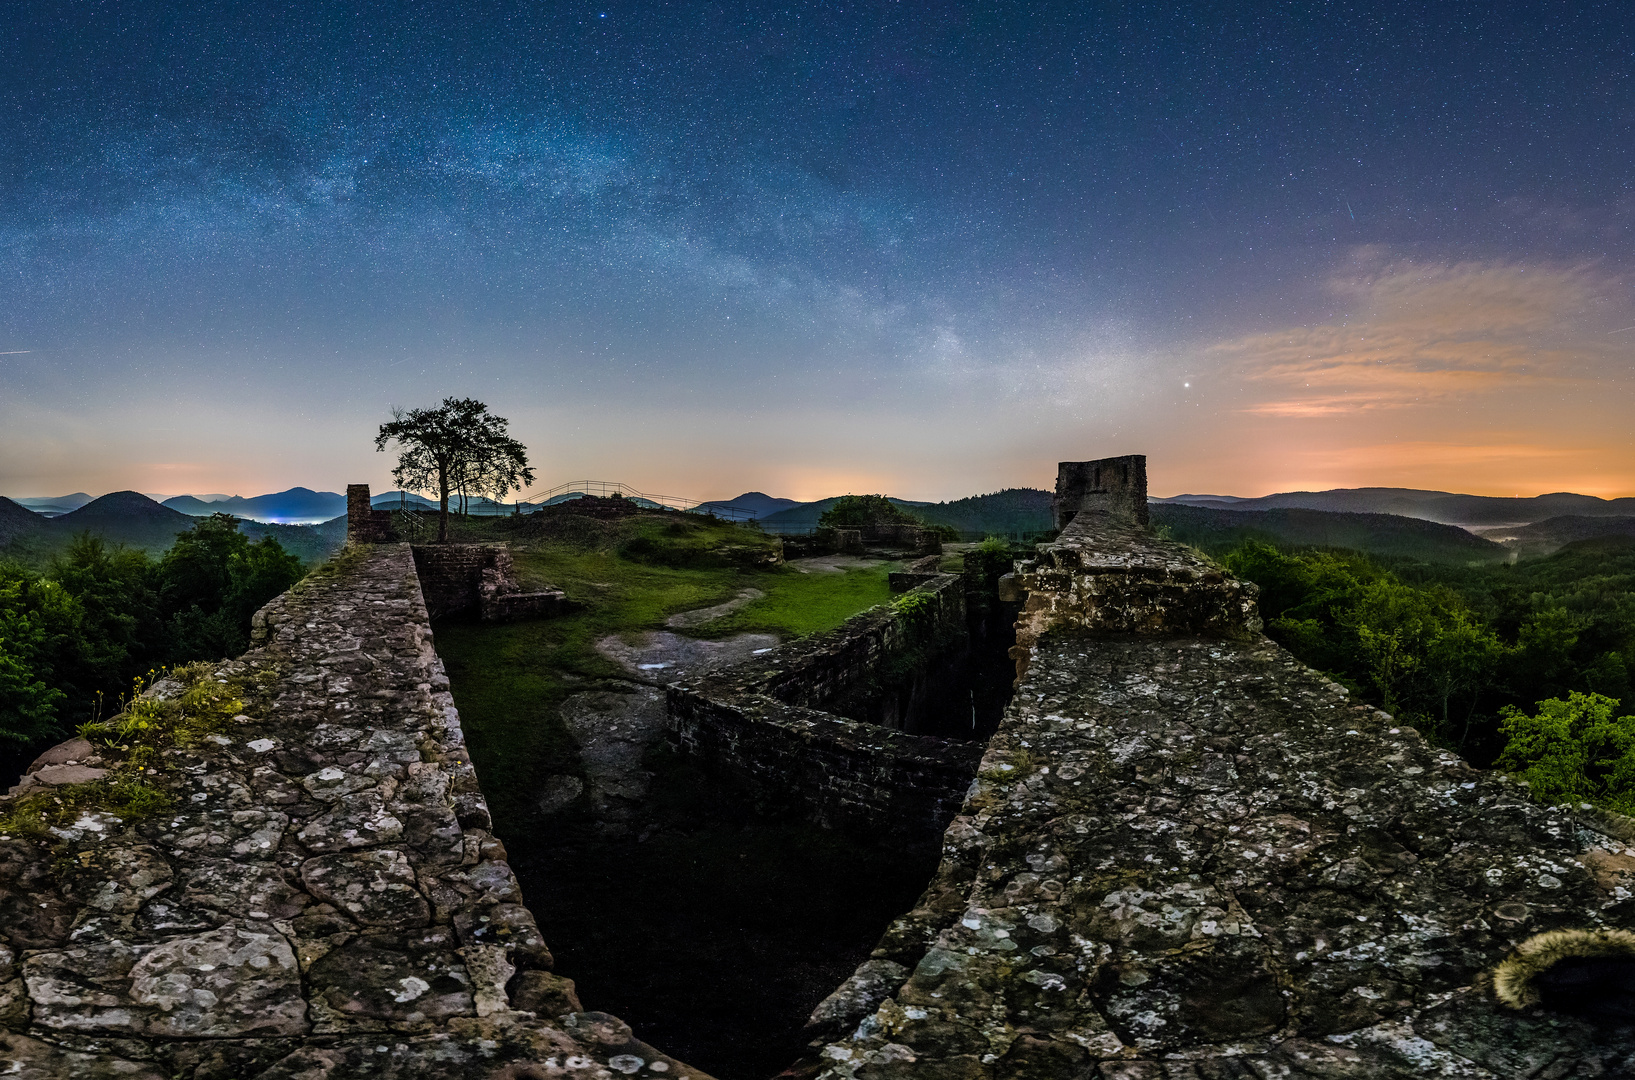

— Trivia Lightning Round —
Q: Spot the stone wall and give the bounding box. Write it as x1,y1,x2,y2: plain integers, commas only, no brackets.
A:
666,575,983,844
1053,453,1148,528
789,459,1635,1078
0,544,711,1080
1004,506,1260,681
410,543,572,623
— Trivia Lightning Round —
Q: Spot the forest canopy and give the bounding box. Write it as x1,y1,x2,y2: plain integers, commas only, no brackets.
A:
1220,538,1635,806
0,514,305,748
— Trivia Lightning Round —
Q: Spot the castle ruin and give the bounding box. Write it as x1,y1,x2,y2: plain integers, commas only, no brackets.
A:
0,463,1630,1078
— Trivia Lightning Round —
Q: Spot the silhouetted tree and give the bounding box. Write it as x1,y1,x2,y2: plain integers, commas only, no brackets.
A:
374,398,535,542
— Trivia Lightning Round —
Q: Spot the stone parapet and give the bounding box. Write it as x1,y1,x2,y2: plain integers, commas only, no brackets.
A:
1007,507,1260,680
794,633,1635,1077
0,544,710,1079
667,575,982,843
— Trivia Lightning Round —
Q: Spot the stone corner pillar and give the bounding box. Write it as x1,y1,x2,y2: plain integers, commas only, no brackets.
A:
347,484,393,543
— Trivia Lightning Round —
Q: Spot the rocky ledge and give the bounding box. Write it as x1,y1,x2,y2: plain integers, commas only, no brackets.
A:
791,502,1635,1078
0,543,711,1080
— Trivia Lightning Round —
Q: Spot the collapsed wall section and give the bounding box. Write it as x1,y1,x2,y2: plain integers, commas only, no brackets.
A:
0,543,709,1080
410,543,572,622
667,574,983,844
793,459,1635,1078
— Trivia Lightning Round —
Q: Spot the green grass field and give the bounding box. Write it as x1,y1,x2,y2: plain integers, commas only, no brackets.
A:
433,514,897,822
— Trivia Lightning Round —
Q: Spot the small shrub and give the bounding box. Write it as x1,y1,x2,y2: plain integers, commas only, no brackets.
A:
0,665,244,837
1497,691,1635,813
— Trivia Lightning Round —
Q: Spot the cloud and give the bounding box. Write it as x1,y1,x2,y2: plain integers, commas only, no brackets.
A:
1205,258,1626,418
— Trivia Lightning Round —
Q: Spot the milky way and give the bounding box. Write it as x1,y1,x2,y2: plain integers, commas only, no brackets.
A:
3,2,1634,499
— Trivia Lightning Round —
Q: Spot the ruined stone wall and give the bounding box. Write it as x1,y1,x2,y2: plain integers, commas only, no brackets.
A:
791,461,1635,1079
667,575,983,843
762,574,966,711
1053,453,1148,529
411,543,503,618
1005,508,1261,681
345,484,394,544
0,544,710,1080
410,543,572,623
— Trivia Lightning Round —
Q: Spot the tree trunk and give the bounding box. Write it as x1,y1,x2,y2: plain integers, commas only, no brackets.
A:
438,468,451,543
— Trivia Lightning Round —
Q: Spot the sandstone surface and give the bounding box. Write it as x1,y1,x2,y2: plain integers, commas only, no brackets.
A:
0,543,712,1080
792,461,1635,1078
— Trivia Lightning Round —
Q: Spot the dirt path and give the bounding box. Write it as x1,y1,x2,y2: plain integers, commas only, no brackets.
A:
665,586,764,629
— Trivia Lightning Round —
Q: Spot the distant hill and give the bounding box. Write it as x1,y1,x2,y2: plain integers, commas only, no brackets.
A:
912,488,1053,537
162,495,226,515
0,491,344,565
1151,504,1509,564
11,493,93,511
55,492,200,550
1150,487,1635,526
758,496,930,532
374,491,536,514
694,492,801,519
163,487,348,523
238,519,346,563
1472,515,1635,559
0,497,49,545
11,492,94,517
751,489,1051,537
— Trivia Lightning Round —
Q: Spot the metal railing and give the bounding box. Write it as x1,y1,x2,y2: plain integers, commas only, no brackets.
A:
381,481,758,522
515,481,760,522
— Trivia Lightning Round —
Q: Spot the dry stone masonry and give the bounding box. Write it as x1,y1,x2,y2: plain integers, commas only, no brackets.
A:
0,542,711,1080
791,457,1635,1078
5,464,1633,1079
667,573,985,845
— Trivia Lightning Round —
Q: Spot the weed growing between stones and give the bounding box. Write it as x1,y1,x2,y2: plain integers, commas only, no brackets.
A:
0,775,175,837
0,663,248,837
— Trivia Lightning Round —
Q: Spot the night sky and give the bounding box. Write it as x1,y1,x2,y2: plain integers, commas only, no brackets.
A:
4,1,1634,501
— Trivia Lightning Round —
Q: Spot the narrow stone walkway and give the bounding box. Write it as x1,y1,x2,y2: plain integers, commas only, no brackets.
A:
0,544,714,1080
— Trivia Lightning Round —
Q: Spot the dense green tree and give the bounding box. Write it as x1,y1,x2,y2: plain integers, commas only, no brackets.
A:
1496,692,1635,813
49,534,163,708
0,517,306,757
1223,541,1510,756
819,495,923,529
0,565,76,744
158,514,305,659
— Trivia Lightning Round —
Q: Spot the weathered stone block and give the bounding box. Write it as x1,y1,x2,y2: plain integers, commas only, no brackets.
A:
27,925,308,1038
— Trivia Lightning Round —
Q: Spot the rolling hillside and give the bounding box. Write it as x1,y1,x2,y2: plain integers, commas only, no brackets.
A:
1153,487,1635,525
913,488,1053,536
0,497,49,545
55,492,199,550
0,492,344,565
694,492,801,518
1152,504,1509,563
163,486,347,522
1473,515,1635,558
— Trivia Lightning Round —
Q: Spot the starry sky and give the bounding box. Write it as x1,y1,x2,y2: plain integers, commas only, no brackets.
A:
4,0,1635,502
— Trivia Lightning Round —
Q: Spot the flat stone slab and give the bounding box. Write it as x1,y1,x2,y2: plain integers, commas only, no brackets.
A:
665,588,764,629
596,629,779,681
788,555,885,574
558,687,670,830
